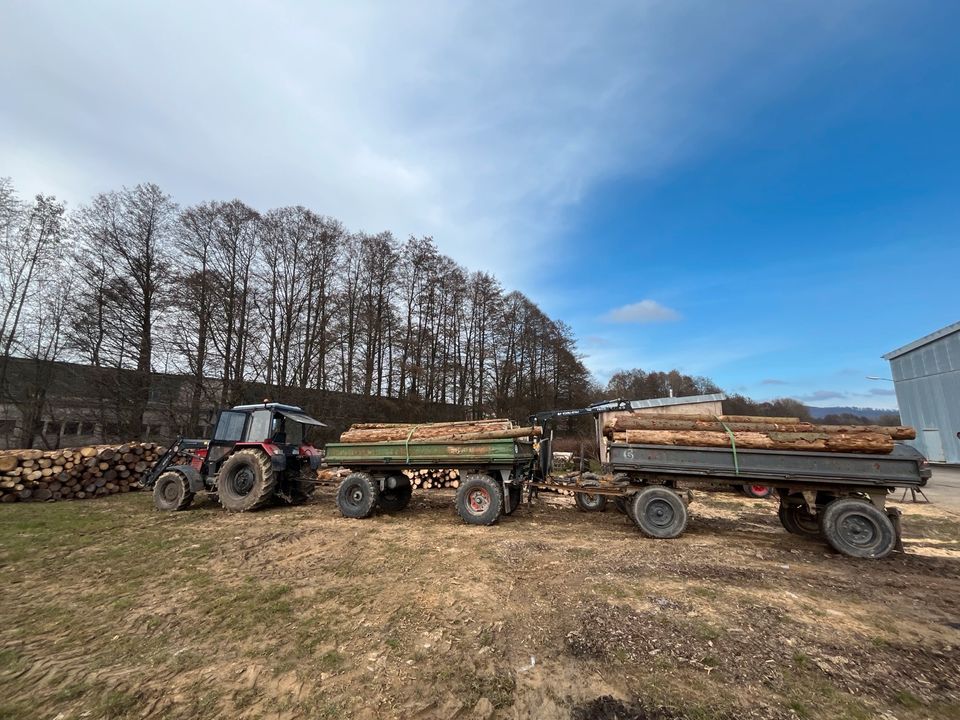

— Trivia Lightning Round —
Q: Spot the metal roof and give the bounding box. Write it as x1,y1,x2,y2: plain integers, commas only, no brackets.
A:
619,393,727,409
882,320,960,361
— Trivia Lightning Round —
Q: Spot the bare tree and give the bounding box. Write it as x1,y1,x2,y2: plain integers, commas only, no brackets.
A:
72,183,177,435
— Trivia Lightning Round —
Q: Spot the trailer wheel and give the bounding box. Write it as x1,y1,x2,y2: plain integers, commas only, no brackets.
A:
217,449,277,512
153,471,194,511
379,482,412,513
820,498,896,559
455,474,503,526
741,484,773,499
778,503,821,537
631,487,688,539
336,472,379,518
574,476,607,512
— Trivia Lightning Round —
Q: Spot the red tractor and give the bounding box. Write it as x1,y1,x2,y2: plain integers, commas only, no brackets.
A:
144,402,325,512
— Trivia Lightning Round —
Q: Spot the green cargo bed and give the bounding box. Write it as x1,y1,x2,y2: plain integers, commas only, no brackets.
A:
324,438,536,467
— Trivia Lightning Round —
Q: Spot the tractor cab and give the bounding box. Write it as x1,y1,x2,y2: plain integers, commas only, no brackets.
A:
206,403,325,469
146,402,326,513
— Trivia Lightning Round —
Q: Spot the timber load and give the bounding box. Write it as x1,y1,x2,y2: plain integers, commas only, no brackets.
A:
604,415,916,455
0,443,162,503
338,419,542,444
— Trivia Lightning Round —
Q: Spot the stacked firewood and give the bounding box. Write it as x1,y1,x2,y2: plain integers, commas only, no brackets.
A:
339,419,542,443
0,443,162,503
403,468,460,490
604,414,916,454
317,467,351,484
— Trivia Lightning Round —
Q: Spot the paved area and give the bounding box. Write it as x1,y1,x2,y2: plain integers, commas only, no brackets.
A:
908,464,960,511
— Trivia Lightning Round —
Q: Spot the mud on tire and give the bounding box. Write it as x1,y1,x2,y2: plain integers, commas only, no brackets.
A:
455,474,503,526
630,486,688,539
819,498,896,559
216,449,277,512
336,472,379,518
153,471,194,511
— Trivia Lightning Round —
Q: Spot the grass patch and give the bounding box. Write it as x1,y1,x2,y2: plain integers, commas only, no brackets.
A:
96,690,140,719
896,690,922,708
317,650,345,672
54,681,93,703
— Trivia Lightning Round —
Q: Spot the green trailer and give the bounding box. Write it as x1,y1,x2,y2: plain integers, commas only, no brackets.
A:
324,438,539,525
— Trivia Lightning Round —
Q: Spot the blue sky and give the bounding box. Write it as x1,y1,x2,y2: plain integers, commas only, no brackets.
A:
2,1,958,408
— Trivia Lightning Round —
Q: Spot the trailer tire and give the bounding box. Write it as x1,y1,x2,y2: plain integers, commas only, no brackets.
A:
153,471,194,511
379,483,412,513
778,503,821,537
574,475,607,512
336,472,379,518
631,486,688,539
456,474,502,526
741,484,773,499
820,498,896,559
217,449,277,512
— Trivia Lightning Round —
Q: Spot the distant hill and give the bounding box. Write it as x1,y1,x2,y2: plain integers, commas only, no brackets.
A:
806,406,898,421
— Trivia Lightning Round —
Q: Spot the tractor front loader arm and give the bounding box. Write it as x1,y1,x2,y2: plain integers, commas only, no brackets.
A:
142,437,208,488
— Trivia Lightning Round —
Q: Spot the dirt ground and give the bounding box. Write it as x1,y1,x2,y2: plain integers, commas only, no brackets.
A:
1,485,959,720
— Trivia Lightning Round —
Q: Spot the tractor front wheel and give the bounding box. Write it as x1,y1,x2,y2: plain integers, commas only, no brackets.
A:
153,471,194,512
216,449,277,512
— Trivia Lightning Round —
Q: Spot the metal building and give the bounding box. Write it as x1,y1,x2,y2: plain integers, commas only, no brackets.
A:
883,321,960,463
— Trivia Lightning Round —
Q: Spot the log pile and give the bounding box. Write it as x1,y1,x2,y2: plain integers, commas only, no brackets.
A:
604,414,916,455
0,443,162,503
403,468,460,490
339,419,542,444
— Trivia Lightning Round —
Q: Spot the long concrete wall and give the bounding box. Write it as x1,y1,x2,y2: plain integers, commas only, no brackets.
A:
0,356,464,449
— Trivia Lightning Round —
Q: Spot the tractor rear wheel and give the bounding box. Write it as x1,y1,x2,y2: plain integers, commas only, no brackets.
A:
153,471,194,511
216,449,276,512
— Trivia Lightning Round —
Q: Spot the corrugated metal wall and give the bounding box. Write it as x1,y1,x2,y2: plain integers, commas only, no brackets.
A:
890,330,960,463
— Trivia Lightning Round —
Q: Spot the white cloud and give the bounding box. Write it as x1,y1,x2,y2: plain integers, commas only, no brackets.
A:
603,300,680,324
0,1,876,287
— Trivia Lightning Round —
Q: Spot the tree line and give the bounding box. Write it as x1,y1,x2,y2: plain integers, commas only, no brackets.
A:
601,368,899,426
0,178,591,438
